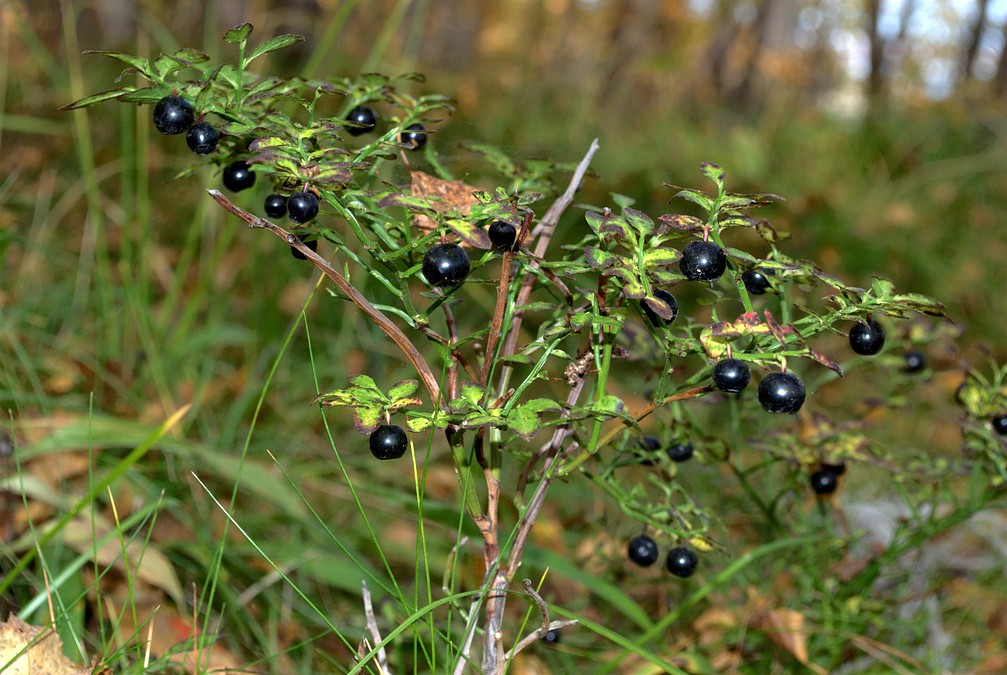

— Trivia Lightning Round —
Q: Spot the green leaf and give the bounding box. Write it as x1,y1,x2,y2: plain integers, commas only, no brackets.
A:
584,246,617,269
671,188,714,212
592,395,625,415
388,379,420,401
224,23,254,45
508,405,542,441
700,161,726,188
85,51,151,76
406,416,432,433
248,136,292,150
349,374,380,391
642,247,679,269
118,86,173,104
216,64,241,89
611,193,635,209
60,88,130,110
353,405,383,434
598,217,634,242
890,293,949,319
519,398,562,414
461,142,516,177
623,207,654,236
448,219,491,249
246,34,306,65
459,383,484,406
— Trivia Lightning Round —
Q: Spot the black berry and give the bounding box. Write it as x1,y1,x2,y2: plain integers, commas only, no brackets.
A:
712,358,751,393
627,534,659,567
369,424,408,460
680,241,727,282
741,268,772,295
185,121,219,155
291,236,318,260
810,469,838,495
849,319,886,356
222,160,256,192
288,191,319,224
757,371,806,414
345,105,377,136
821,460,846,476
642,289,679,327
635,435,661,465
667,442,694,463
543,629,561,644
903,349,926,373
666,547,698,578
400,123,428,150
992,415,1007,435
422,243,470,287
488,221,518,251
264,194,287,218
152,94,194,135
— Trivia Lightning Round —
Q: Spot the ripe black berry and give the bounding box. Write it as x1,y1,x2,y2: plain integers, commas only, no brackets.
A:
291,236,318,260
810,469,838,495
222,160,256,192
627,534,659,567
635,435,661,465
400,123,428,150
288,191,319,224
185,121,219,155
741,268,772,295
345,105,377,136
422,243,470,287
667,442,694,463
849,319,886,356
757,371,806,414
152,94,194,135
666,547,698,578
680,241,727,282
264,194,287,218
543,629,561,644
488,221,518,251
369,424,408,460
712,358,751,393
992,415,1007,435
642,289,679,327
821,460,846,476
903,349,926,373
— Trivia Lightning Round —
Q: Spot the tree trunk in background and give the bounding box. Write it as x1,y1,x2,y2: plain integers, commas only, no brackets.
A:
864,0,887,119
961,0,990,83
993,17,1007,96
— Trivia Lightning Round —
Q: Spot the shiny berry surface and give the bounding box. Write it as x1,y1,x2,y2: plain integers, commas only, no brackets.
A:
422,243,470,287
264,194,287,218
369,424,408,460
903,349,926,373
345,105,377,136
642,289,679,326
810,469,839,495
287,192,319,224
992,415,1007,435
488,221,517,250
666,547,698,578
667,442,694,463
849,319,886,356
185,121,219,155
713,358,751,393
757,371,807,414
741,268,772,295
400,123,428,150
222,160,256,192
627,534,659,567
152,94,194,135
680,241,727,282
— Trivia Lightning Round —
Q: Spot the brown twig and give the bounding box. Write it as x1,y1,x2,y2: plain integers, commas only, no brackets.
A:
361,580,390,674
207,189,442,403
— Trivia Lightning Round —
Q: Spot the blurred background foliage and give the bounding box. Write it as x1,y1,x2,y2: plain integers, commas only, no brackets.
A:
4,0,1007,672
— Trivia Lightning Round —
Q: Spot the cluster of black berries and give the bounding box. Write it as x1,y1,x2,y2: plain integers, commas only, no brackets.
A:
343,104,429,150
152,94,220,156
626,534,698,578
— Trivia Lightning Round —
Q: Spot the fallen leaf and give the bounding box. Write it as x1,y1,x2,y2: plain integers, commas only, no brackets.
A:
409,171,488,247
0,614,91,674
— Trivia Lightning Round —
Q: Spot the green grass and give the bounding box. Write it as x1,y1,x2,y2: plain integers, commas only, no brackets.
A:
3,2,1007,673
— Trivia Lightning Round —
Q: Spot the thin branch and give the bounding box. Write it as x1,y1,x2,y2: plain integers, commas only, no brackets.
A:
207,189,441,403
506,619,579,661
362,580,390,674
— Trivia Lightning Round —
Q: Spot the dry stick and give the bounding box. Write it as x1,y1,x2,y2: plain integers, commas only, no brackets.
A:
478,140,600,675
504,580,579,660
362,580,390,674
206,189,441,404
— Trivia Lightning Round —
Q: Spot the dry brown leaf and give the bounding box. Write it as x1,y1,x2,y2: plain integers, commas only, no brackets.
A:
409,170,482,240
0,614,91,674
